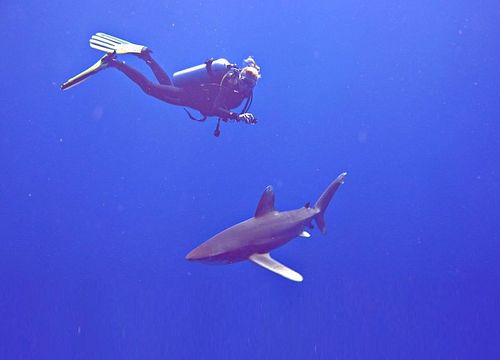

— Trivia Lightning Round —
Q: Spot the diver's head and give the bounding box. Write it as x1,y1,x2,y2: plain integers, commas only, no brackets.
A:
238,57,261,94
243,56,261,74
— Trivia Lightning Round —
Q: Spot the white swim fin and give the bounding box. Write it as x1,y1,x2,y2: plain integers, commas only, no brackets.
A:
89,32,146,55
60,53,114,91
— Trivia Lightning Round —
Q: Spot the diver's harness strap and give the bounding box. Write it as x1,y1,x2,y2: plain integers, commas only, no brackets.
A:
183,108,221,137
183,108,207,122
241,92,253,114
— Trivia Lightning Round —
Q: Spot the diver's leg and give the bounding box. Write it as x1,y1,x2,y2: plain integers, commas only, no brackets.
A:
137,49,173,86
109,59,183,105
88,33,172,85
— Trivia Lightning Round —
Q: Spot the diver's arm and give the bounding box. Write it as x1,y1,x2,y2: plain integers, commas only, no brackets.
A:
213,108,238,121
212,82,256,123
214,108,256,124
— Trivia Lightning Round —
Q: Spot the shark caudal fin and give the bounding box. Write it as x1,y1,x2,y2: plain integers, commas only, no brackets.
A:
314,172,347,234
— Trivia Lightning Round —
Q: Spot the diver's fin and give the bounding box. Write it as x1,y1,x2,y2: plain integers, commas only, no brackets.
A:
89,32,146,55
249,253,303,282
60,53,113,91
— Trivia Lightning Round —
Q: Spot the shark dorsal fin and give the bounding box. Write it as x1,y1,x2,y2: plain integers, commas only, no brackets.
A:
255,186,276,217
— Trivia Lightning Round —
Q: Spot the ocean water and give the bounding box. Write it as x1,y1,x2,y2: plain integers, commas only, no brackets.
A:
1,0,499,358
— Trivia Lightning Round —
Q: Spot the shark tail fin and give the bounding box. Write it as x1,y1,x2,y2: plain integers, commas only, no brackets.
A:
314,172,347,234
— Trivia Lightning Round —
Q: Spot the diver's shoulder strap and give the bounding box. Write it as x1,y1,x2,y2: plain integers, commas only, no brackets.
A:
205,58,215,77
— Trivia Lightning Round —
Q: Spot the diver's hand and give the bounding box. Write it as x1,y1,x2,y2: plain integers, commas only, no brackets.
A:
238,113,257,124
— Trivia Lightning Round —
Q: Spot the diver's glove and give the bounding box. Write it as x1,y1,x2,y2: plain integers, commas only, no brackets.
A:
238,113,257,124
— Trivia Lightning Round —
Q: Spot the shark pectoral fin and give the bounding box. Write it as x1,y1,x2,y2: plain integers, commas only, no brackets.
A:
299,231,311,238
249,253,303,282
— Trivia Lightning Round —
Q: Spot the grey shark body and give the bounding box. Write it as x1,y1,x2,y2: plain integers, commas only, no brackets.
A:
186,172,347,281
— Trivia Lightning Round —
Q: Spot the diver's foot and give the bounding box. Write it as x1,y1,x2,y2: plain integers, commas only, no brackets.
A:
100,51,117,66
100,52,125,69
137,47,153,60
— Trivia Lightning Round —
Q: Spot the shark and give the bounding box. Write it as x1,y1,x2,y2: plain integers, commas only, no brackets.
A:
186,172,347,282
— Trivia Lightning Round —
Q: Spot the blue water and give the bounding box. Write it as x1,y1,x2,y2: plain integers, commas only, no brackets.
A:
1,1,499,358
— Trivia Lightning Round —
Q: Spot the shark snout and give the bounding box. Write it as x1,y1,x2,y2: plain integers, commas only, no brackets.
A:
185,249,200,261
185,245,209,261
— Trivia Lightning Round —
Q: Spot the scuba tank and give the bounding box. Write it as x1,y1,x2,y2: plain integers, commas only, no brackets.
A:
172,58,234,88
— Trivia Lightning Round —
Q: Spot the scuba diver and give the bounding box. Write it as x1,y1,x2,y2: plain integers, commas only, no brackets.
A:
61,33,261,136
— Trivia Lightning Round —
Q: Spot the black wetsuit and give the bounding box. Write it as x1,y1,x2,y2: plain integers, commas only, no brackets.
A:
110,53,250,121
